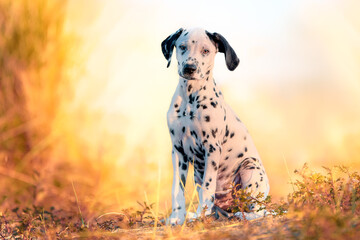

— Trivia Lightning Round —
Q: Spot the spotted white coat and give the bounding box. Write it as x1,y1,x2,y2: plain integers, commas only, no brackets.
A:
162,28,270,225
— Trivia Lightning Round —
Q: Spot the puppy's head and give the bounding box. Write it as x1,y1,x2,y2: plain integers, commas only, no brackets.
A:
161,28,239,81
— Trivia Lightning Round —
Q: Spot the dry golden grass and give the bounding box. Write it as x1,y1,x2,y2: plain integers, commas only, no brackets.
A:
0,164,359,239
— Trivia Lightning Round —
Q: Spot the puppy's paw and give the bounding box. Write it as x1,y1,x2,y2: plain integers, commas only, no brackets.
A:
167,211,186,225
186,211,198,222
195,206,212,218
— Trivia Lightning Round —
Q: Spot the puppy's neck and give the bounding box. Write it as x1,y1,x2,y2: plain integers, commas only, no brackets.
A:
178,73,218,100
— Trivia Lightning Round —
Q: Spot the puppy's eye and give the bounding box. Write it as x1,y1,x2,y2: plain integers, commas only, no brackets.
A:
201,49,210,55
179,45,187,51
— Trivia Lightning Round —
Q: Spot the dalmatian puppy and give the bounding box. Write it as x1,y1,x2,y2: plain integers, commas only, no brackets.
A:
161,28,270,225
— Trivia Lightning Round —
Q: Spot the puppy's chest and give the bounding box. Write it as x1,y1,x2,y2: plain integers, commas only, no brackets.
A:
168,103,209,137
168,92,225,143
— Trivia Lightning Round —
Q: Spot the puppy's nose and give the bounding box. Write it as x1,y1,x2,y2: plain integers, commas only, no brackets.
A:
183,64,197,75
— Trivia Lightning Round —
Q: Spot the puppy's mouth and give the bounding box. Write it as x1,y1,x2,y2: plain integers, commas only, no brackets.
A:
180,73,197,80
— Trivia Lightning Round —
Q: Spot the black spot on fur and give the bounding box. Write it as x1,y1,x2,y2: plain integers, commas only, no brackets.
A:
211,160,217,170
245,147,248,152
189,147,194,154
209,144,216,153
211,128,218,138
225,125,229,137
188,84,192,92
206,70,210,75
202,105,208,109
228,148,232,152
180,174,186,190
230,132,235,138
237,153,244,158
209,178,212,182
182,126,185,133
189,111,194,120
170,129,175,136
233,158,250,175
210,101,217,108
189,94,195,104
174,141,188,165
190,130,198,139
205,182,209,187
174,104,178,108
193,146,205,161
182,163,187,170
205,116,210,122
224,156,229,160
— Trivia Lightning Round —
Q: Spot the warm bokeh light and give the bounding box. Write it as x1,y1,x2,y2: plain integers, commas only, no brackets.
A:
1,0,360,216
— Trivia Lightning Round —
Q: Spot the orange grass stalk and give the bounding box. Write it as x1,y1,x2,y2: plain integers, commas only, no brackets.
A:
283,154,295,192
71,180,86,228
153,160,161,238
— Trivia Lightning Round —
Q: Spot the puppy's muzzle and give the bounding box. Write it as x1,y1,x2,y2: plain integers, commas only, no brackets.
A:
183,64,197,77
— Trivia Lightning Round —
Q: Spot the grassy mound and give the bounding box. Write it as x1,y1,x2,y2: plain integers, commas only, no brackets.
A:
0,164,359,239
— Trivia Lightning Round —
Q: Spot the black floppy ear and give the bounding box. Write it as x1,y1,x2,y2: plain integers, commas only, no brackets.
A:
206,31,239,71
161,28,184,68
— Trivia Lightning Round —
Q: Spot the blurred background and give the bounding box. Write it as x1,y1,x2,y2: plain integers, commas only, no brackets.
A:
1,0,359,218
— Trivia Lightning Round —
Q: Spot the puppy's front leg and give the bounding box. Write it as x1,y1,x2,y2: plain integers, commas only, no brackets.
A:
196,142,221,217
168,143,189,225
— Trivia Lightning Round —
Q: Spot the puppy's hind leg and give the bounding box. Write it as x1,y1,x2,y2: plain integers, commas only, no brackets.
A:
232,158,270,220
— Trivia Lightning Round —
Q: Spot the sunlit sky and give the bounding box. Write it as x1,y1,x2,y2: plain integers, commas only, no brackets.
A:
63,0,360,197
